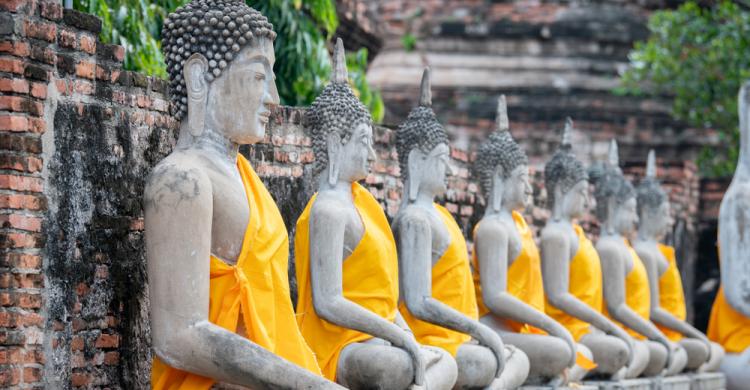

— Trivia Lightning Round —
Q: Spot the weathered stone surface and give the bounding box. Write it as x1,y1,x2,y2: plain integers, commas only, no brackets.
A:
583,378,653,390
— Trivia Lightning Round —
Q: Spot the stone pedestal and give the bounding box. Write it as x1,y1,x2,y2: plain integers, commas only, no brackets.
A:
582,378,652,390
687,372,726,390
520,386,598,390
657,376,692,390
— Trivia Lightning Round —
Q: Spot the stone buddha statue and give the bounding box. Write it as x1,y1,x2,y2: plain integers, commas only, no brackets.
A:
540,119,639,379
633,150,724,373
707,81,750,390
392,68,530,390
472,96,592,385
589,140,687,378
145,1,340,388
294,40,457,390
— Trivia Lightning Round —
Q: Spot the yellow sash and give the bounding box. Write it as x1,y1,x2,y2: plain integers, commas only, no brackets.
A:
545,224,603,341
655,244,686,342
151,155,321,390
399,204,477,356
605,240,651,340
472,211,545,334
295,182,399,380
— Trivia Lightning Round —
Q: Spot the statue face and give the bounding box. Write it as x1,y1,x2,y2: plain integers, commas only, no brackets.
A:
336,122,376,182
614,196,638,235
206,38,279,144
646,200,673,239
560,179,589,219
503,164,532,211
422,143,451,197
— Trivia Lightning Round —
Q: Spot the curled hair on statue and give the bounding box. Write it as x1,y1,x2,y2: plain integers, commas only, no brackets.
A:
305,38,372,177
472,95,528,197
544,117,587,210
588,140,635,222
162,0,276,120
636,150,668,217
395,67,449,182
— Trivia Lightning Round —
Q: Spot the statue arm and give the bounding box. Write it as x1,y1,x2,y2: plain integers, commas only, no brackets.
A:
145,164,339,389
719,191,750,318
309,203,425,385
398,215,505,377
540,229,635,357
599,242,670,346
476,222,576,368
637,246,709,343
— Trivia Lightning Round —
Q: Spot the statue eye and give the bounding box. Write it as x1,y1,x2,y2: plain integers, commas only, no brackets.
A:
254,72,266,81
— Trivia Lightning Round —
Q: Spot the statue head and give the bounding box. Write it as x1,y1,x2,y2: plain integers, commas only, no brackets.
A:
544,118,589,220
473,95,531,213
636,150,672,240
306,39,374,186
163,0,279,144
395,68,452,201
588,140,638,235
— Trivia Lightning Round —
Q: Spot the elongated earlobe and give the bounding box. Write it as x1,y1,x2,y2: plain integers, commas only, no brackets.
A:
327,133,342,186
407,149,422,202
184,54,209,137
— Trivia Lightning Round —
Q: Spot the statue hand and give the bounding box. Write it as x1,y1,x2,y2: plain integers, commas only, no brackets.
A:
400,333,426,387
614,328,636,367
657,337,674,374
478,327,505,378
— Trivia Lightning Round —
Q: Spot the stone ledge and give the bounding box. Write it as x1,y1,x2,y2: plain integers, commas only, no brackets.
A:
687,372,726,390
583,378,652,390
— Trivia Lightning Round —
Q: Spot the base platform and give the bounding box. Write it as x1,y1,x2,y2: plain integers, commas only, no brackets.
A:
582,378,652,390
520,386,598,390
687,372,726,390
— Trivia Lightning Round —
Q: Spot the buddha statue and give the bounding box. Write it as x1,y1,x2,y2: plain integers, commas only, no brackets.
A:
707,81,750,390
145,1,340,388
392,68,530,390
540,119,640,379
472,96,594,385
633,150,724,373
589,140,688,378
294,40,457,390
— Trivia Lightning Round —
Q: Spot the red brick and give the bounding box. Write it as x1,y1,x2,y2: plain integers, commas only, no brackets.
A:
104,351,119,365
58,27,76,49
0,78,29,94
28,117,45,133
54,79,70,95
71,372,89,387
112,45,125,62
95,333,119,349
0,115,29,132
0,96,43,116
0,213,43,232
75,60,95,79
95,65,109,80
23,19,57,42
79,34,96,54
1,232,40,249
0,57,25,75
29,82,46,99
0,174,43,192
23,367,41,383
0,310,17,327
40,0,63,20
0,194,45,211
70,336,84,351
73,80,93,95
17,292,41,309
29,44,55,65
0,154,42,173
18,311,43,326
0,0,29,12
0,41,30,57
0,366,21,386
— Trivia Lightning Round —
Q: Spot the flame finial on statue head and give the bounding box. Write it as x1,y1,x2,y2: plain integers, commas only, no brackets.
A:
608,139,620,171
561,117,573,150
646,149,657,178
332,37,348,84
496,95,509,133
419,67,432,107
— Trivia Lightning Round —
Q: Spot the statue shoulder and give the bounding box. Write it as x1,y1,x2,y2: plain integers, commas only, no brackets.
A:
394,206,431,233
475,216,509,242
309,192,350,222
540,221,568,242
144,153,212,212
595,236,621,261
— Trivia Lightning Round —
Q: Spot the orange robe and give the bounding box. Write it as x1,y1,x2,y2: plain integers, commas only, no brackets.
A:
472,211,545,334
655,244,687,342
399,204,478,356
545,224,603,342
605,240,651,340
295,182,399,380
151,155,321,390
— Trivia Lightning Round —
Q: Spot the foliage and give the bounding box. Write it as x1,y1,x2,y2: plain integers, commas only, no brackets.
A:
401,33,417,52
619,1,750,177
73,0,384,122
